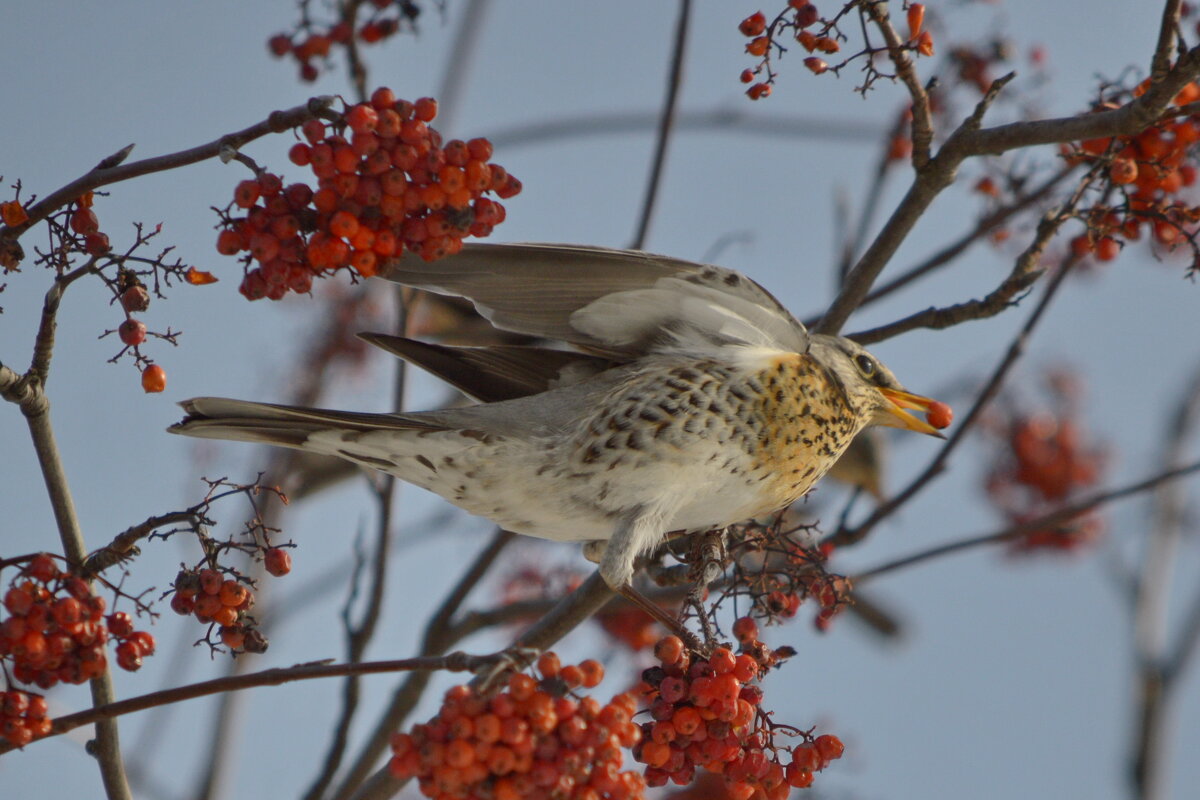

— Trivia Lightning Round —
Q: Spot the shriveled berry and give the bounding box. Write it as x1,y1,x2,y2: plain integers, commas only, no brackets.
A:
118,319,147,347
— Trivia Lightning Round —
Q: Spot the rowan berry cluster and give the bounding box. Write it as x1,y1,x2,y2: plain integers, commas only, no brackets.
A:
66,191,111,257
168,567,269,654
634,625,842,797
389,656,647,800
1066,82,1200,267
267,1,421,83
1,554,155,691
739,3,930,98
984,373,1107,552
1,689,51,748
216,88,520,301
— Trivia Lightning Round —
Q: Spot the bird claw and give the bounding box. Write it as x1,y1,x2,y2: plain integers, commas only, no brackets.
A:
473,646,541,693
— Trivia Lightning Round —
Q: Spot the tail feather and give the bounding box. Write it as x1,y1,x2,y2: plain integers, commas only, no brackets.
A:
169,397,445,449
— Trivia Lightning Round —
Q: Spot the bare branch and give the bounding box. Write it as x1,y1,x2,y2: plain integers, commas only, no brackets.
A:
854,460,1200,583
0,97,335,253
329,529,516,800
828,255,1077,549
630,0,691,249
863,0,932,167
0,652,506,755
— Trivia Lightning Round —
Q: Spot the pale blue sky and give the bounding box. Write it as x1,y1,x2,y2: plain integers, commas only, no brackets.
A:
2,3,1198,800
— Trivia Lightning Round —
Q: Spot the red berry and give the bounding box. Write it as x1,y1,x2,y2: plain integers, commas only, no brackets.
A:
814,733,844,763
414,97,438,122
120,285,151,312
732,616,759,643
738,12,767,37
804,57,828,74
264,547,292,577
925,400,953,429
115,641,143,671
70,208,100,235
234,180,261,209
84,232,111,255
370,86,397,110
140,364,166,393
106,611,134,638
267,34,292,57
118,319,147,347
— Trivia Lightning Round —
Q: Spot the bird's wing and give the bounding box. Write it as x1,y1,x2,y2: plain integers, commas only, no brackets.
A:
358,333,613,402
378,243,809,358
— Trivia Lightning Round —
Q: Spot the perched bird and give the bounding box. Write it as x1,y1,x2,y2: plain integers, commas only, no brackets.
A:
171,243,944,589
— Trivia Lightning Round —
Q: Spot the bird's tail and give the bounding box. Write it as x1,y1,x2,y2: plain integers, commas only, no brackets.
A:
169,397,445,449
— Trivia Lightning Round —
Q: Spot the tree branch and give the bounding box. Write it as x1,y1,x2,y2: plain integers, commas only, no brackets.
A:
853,460,1200,583
629,0,691,250
0,652,505,755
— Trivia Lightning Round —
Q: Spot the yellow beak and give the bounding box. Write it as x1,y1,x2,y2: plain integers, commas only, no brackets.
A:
878,387,946,438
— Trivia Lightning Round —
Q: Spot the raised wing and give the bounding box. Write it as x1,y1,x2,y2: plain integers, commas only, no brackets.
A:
378,243,809,358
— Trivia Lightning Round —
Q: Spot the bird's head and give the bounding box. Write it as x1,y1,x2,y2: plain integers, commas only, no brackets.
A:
809,334,946,438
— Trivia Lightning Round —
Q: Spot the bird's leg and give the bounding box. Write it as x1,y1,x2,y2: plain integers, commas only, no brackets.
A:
615,584,704,655
599,504,671,589
601,505,704,652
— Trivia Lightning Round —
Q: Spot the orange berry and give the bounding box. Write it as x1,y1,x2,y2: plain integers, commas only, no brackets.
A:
218,579,248,608
351,249,378,277
0,200,29,226
579,659,604,687
815,733,845,763
346,103,379,134
414,97,438,122
265,546,292,578
141,364,167,393
1093,237,1120,262
746,83,772,100
234,180,261,209
655,635,685,665
672,706,702,736
925,400,953,429
738,12,767,37
786,763,814,788
804,57,828,74
328,210,360,239
814,36,839,53
508,672,537,701
220,625,246,649
212,605,238,627
915,30,934,57
906,3,925,39
709,647,736,674
745,36,769,57
536,652,561,679
558,664,584,688
796,30,818,51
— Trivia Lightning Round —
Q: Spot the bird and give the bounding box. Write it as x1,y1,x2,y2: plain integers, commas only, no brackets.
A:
170,243,945,590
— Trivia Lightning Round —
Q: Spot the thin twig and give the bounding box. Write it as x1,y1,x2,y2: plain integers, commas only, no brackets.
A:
347,572,618,800
630,0,691,250
0,98,334,253
0,652,506,754
827,253,1077,549
853,460,1200,582
302,293,409,800
1129,359,1200,800
329,529,515,800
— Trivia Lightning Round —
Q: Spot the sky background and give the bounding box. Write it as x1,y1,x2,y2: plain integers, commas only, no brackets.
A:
2,2,1199,799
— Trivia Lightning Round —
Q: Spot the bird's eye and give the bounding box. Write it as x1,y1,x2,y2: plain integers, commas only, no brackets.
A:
854,354,877,377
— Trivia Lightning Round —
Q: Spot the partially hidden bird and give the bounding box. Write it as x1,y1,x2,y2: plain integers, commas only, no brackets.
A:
170,243,945,589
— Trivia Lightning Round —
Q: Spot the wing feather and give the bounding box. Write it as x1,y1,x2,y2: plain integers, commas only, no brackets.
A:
378,243,808,357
